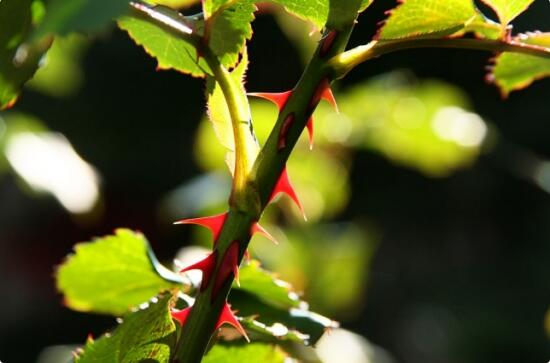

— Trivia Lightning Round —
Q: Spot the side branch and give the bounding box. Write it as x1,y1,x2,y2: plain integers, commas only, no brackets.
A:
329,38,550,79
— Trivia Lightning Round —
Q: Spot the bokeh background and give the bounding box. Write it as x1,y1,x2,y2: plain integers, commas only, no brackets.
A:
1,0,549,362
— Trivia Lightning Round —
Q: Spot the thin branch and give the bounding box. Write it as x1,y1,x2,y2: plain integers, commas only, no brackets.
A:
329,38,550,79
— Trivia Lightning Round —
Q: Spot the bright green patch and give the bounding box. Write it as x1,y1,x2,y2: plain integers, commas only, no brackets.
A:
479,0,534,26
203,343,286,363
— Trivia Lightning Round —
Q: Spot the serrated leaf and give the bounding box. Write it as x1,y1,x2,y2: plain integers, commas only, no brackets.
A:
76,294,177,363
203,0,233,18
118,8,211,77
208,0,255,67
33,0,129,37
270,0,330,30
203,343,286,363
491,32,550,95
0,0,50,109
378,0,477,40
234,260,301,309
57,229,182,316
479,0,534,26
327,0,362,30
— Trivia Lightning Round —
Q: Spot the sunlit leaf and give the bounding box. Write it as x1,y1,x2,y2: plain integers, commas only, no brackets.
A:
34,0,129,37
203,0,232,17
202,343,286,363
360,0,373,12
377,0,477,40
270,0,329,30
148,0,199,8
327,0,362,30
208,0,255,67
57,229,182,316
76,294,177,363
235,260,301,309
479,0,534,26
491,32,550,96
0,0,50,109
118,7,211,77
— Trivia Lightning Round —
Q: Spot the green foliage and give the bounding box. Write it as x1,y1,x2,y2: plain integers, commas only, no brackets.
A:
202,343,286,363
118,8,211,77
491,32,550,95
270,0,329,30
0,0,50,109
33,0,129,37
378,0,477,39
76,294,177,363
479,0,534,26
57,229,182,315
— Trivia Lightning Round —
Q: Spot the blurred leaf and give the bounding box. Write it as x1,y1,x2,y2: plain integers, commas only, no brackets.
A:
0,0,51,109
208,0,255,67
34,0,129,37
377,0,477,40
118,7,211,78
230,289,337,345
57,229,183,316
270,0,329,30
234,260,301,309
148,0,199,8
76,294,177,363
239,318,310,344
479,0,534,26
491,32,550,96
360,0,373,12
203,343,286,363
337,72,486,176
27,34,88,98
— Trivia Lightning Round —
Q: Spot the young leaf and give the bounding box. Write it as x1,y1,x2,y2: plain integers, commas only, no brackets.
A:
479,0,534,26
202,343,286,363
76,294,177,363
377,0,477,40
208,0,256,67
118,7,211,77
203,0,233,18
326,0,362,30
0,0,50,109
234,260,301,309
270,0,330,30
491,32,550,96
33,0,130,37
57,229,183,316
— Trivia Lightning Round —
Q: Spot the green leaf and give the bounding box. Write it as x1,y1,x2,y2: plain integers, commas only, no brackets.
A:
360,0,373,12
148,0,199,8
34,0,130,37
479,0,534,26
491,32,550,96
0,0,50,109
270,0,330,30
76,294,177,363
118,7,211,77
234,260,301,309
208,0,255,67
203,344,286,363
57,229,182,316
327,0,362,30
203,0,232,18
377,0,477,40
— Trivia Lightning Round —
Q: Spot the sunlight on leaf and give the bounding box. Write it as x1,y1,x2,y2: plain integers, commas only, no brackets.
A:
377,0,477,40
57,229,182,315
479,0,534,26
202,343,286,363
270,0,329,30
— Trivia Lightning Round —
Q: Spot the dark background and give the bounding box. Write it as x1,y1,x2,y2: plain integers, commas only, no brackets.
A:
1,0,549,362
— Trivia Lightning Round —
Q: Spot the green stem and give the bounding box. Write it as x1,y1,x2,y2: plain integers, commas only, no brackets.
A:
329,38,550,79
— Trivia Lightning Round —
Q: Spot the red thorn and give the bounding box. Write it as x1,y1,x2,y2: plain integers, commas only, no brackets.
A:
248,91,292,110
212,241,240,300
269,167,306,220
216,302,249,342
320,81,339,113
174,212,227,244
251,223,278,245
320,30,338,56
244,249,250,261
179,252,217,291
171,306,191,325
306,117,314,150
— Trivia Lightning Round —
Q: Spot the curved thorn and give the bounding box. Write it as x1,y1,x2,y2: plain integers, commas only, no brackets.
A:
171,306,192,326
216,302,249,342
251,223,278,245
174,212,227,243
270,167,306,220
179,252,217,291
248,91,292,110
320,81,339,113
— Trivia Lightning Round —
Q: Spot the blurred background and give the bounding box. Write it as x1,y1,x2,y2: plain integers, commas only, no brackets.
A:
1,0,549,362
